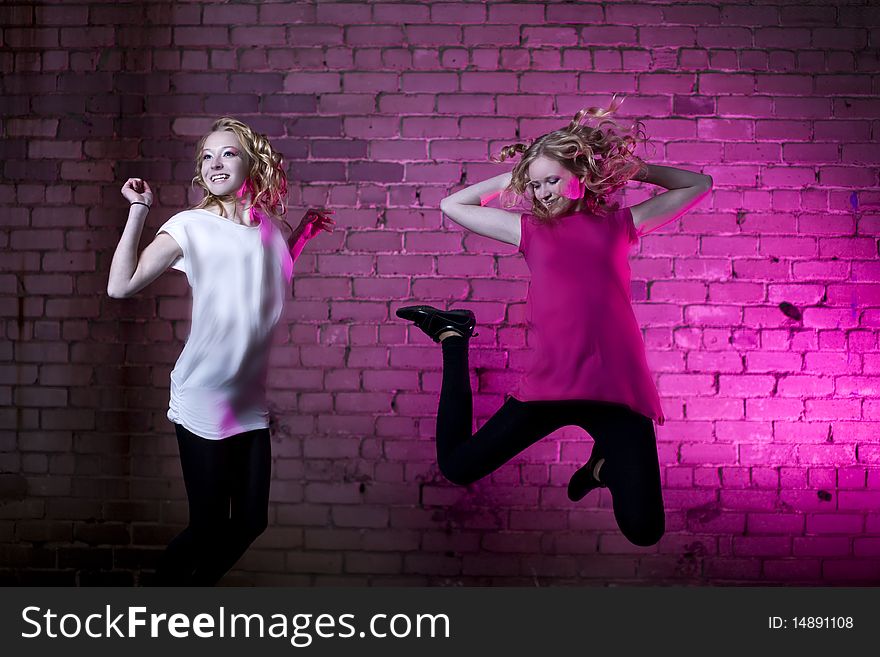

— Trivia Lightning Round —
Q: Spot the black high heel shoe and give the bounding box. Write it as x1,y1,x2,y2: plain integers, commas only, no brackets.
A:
567,445,606,502
396,305,477,343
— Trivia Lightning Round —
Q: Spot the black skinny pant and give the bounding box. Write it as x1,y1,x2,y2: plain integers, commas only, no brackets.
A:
155,424,271,586
437,338,665,547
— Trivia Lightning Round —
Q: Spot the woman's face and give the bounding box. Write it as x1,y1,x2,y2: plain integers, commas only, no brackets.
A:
200,130,249,197
526,155,582,216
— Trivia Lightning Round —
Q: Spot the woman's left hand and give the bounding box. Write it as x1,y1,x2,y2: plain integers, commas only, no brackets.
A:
296,208,335,241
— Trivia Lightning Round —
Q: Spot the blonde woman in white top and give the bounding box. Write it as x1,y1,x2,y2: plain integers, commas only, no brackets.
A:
108,117,333,585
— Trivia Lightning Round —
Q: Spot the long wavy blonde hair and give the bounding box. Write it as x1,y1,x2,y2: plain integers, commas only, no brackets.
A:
495,95,648,219
192,117,289,229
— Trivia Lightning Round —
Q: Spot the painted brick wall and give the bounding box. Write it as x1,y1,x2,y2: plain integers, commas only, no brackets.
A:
1,0,879,585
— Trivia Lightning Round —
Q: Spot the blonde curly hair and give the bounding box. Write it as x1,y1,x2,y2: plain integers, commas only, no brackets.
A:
495,95,648,219
192,117,288,228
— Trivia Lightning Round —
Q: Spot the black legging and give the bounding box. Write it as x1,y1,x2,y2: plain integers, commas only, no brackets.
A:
155,424,271,585
437,337,665,546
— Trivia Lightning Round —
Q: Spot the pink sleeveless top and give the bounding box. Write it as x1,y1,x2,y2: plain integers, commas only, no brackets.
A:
516,206,665,425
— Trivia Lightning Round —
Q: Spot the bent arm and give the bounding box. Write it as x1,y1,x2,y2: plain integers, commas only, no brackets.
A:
286,208,335,265
287,225,309,264
629,164,713,235
440,172,522,247
107,205,182,298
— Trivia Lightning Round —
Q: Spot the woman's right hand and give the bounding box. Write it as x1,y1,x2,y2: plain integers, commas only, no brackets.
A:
121,178,154,208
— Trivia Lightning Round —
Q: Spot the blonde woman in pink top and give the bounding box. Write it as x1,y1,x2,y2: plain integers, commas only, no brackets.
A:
398,97,712,546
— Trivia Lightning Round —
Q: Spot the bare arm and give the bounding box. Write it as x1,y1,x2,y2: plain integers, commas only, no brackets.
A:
629,164,713,235
107,178,182,299
439,172,522,247
287,208,335,264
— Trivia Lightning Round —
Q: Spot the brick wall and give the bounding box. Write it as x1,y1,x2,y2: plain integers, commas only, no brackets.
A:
1,0,879,585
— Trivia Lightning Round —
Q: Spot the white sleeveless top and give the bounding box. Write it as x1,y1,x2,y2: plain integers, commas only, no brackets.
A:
157,208,293,439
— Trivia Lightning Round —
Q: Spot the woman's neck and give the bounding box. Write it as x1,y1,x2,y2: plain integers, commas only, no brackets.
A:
210,197,252,225
544,198,581,219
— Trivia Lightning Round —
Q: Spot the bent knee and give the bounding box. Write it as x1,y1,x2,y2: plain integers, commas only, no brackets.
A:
247,517,269,540
621,517,665,547
626,527,664,547
233,516,268,544
438,461,478,487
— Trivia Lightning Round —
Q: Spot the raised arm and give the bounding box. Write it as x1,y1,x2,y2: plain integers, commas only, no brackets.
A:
439,172,522,247
629,164,713,235
107,178,182,299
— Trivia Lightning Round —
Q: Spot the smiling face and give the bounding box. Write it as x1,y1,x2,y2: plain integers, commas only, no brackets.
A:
526,155,583,217
199,130,249,198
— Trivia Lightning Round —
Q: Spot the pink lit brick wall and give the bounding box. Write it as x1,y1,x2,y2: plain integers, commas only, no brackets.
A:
2,1,879,585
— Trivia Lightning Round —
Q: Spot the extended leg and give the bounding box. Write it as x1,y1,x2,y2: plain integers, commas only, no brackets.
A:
436,337,564,485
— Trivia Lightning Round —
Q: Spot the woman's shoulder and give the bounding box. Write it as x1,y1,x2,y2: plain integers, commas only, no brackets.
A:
599,203,638,244
519,211,543,237
270,213,293,241
168,208,209,222
158,209,213,236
